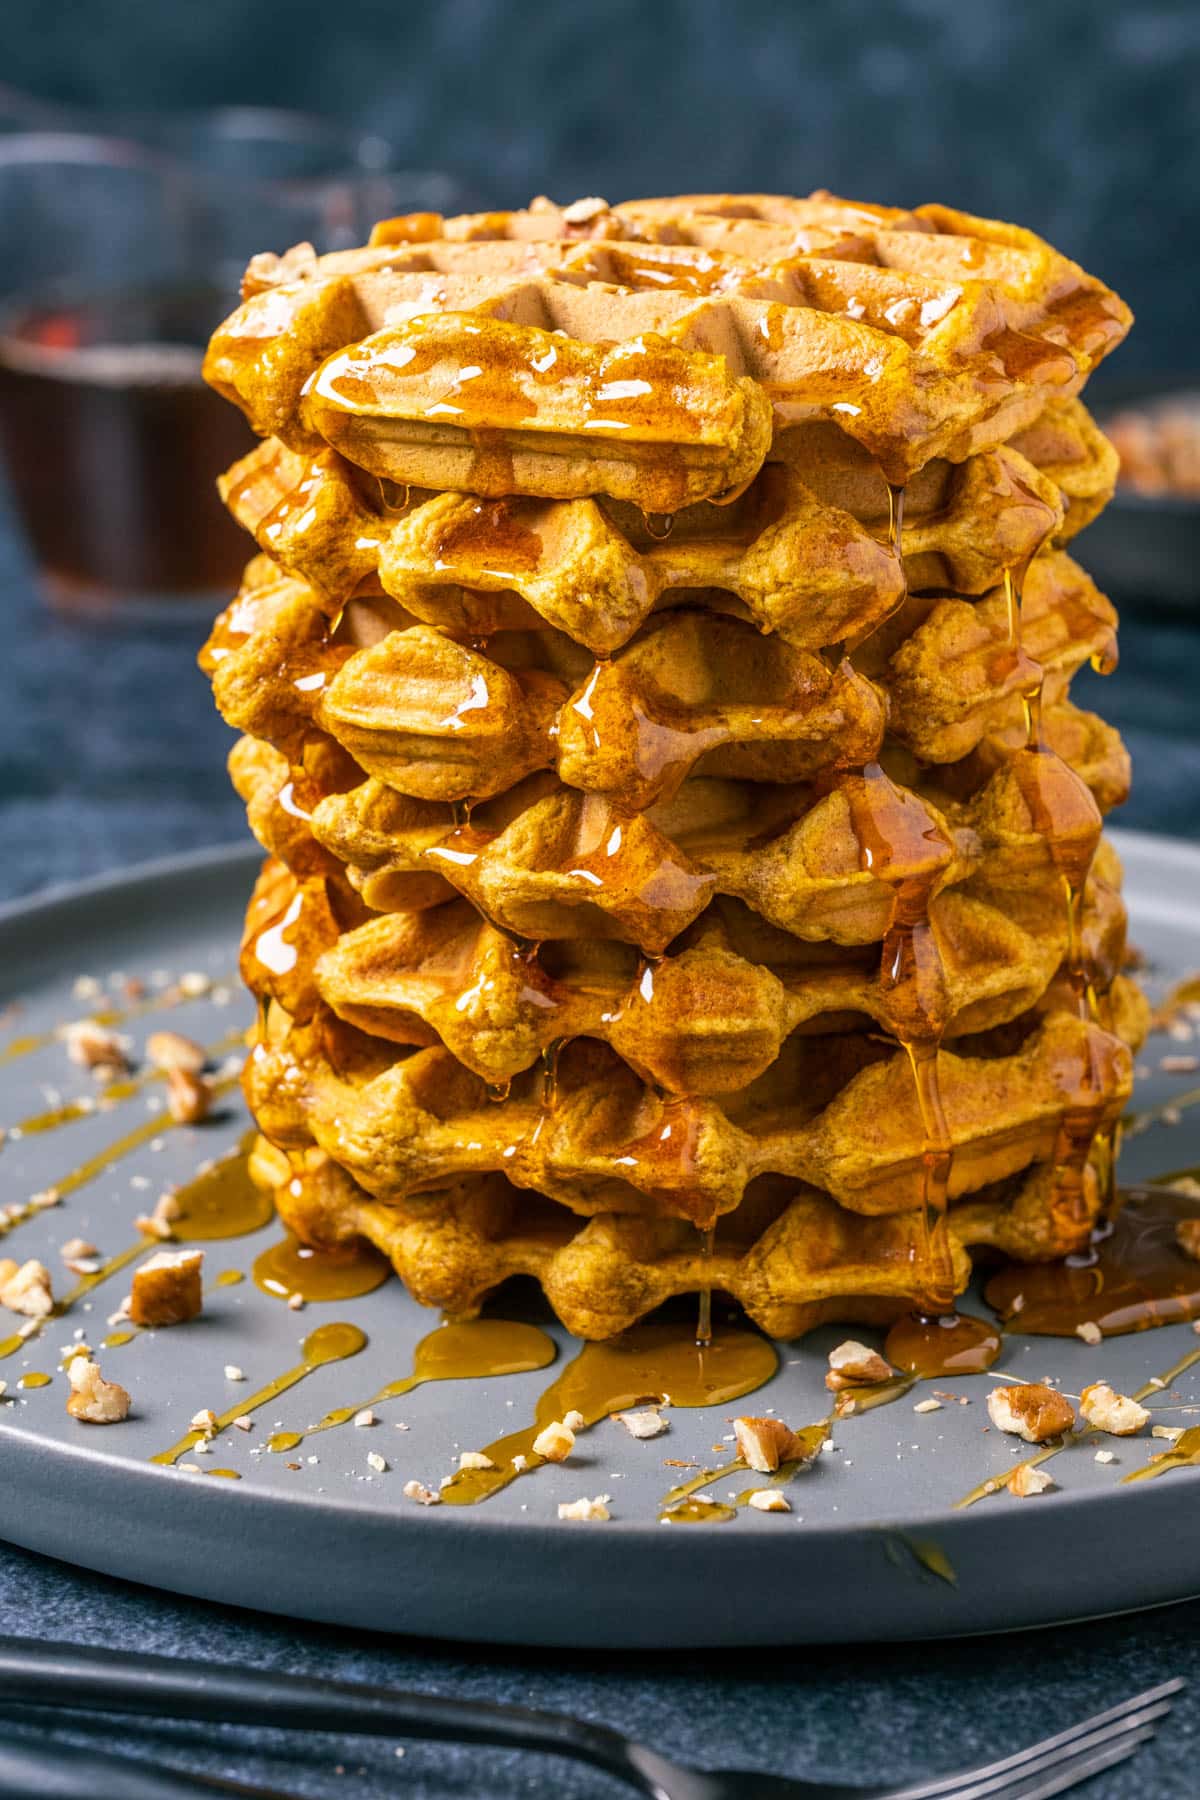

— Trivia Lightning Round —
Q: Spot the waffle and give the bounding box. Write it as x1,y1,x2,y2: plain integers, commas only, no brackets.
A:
205,193,1130,494
200,189,1142,1338
202,538,1115,812
291,731,1120,955
215,404,1110,653
254,1134,1112,1340
239,837,1132,1093
244,988,1139,1227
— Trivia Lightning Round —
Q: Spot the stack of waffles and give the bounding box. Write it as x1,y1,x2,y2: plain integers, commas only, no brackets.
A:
200,190,1146,1341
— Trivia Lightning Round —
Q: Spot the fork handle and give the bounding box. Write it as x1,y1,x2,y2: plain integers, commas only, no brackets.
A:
0,1638,673,1799
0,1733,295,1800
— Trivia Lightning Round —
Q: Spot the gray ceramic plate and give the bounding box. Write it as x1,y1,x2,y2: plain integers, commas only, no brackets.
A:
1,832,1199,1649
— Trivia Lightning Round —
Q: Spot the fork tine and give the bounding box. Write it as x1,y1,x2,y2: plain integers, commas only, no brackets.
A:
985,1728,1155,1800
888,1679,1182,1800
935,1716,1161,1800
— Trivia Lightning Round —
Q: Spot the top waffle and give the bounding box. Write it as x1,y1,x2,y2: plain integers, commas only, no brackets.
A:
204,192,1131,500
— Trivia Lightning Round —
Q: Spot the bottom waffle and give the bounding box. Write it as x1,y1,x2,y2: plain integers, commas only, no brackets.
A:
251,1136,1106,1341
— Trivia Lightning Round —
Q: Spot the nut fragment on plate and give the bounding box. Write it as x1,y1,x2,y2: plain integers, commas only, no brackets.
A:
0,1258,54,1317
402,1479,441,1507
986,1383,1076,1443
129,1248,204,1327
1075,1322,1103,1345
1176,1218,1200,1262
746,1489,791,1512
614,1408,668,1440
65,1356,130,1424
191,1408,218,1434
557,1495,611,1521
136,1191,182,1241
146,1029,206,1075
824,1339,894,1390
1007,1463,1055,1498
532,1420,575,1462
1079,1382,1150,1437
63,1020,128,1073
733,1416,821,1473
457,1450,496,1471
166,1067,214,1125
60,1237,101,1275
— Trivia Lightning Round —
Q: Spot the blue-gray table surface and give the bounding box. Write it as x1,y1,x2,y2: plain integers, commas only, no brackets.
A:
2,495,1200,1796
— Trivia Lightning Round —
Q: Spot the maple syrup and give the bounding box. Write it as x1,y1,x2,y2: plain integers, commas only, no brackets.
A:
267,1317,556,1454
253,1233,390,1304
884,1309,1002,1377
847,762,956,1309
151,1322,367,1467
442,1320,778,1505
984,1185,1200,1337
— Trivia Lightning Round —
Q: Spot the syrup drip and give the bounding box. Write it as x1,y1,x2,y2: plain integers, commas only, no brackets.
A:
695,1224,715,1347
985,1186,1200,1337
1001,566,1044,748
17,1372,51,1390
849,762,956,1311
0,1133,272,1361
1124,1425,1200,1485
886,481,906,566
831,1372,917,1418
659,1496,737,1523
172,1130,274,1240
151,1322,367,1467
266,1318,556,1455
884,1535,958,1587
376,477,411,512
442,1321,778,1505
253,1233,390,1304
1010,746,1106,1233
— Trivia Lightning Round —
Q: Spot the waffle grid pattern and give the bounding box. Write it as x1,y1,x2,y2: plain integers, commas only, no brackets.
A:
202,190,1143,1337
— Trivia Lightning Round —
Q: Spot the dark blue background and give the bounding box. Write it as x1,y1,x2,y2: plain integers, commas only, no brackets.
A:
6,0,1200,376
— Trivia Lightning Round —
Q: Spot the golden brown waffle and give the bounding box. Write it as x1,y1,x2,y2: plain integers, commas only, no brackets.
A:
202,189,1143,1341
201,549,1116,812
216,407,1110,653
204,193,1129,498
239,838,1133,1094
253,1135,1112,1340
293,736,1116,955
244,990,1139,1227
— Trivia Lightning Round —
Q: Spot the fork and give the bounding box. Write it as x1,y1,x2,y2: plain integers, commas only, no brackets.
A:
0,1639,1180,1799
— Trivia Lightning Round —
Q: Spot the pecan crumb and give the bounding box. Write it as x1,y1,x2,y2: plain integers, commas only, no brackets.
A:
825,1339,894,1390
532,1420,575,1463
557,1494,611,1521
1079,1382,1150,1437
130,1249,203,1327
986,1383,1076,1443
65,1356,130,1424
402,1479,441,1507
